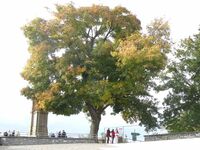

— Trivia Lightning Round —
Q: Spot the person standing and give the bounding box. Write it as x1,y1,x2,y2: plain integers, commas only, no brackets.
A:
115,128,119,143
111,129,115,144
106,128,111,143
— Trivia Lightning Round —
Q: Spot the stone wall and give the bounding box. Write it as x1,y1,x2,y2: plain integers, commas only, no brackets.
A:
144,132,200,141
0,136,96,146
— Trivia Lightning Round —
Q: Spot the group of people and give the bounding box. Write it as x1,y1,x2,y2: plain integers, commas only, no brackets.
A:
3,130,20,137
106,128,119,144
58,130,67,138
50,130,67,138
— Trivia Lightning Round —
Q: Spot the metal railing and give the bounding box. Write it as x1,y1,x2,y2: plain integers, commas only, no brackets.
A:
49,132,91,139
0,131,95,139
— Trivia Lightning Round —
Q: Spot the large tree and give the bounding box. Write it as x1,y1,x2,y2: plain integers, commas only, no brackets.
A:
21,4,170,138
161,29,200,132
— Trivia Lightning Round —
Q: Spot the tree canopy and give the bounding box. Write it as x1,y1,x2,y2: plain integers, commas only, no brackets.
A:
21,4,170,138
161,29,200,132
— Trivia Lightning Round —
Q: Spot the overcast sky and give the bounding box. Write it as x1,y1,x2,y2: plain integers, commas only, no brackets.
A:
0,0,199,136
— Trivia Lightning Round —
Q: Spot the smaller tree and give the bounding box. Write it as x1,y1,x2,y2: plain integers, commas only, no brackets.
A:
160,29,200,132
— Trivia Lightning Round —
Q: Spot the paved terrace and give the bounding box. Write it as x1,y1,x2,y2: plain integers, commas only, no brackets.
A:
1,138,200,150
0,143,111,150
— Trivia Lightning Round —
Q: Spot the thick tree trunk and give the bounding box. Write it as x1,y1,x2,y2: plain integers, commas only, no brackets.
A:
89,114,101,141
86,102,110,142
86,103,102,142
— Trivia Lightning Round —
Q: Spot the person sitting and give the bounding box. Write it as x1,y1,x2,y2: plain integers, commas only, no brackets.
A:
62,130,66,138
58,131,61,138
12,130,15,136
51,133,55,138
4,131,8,137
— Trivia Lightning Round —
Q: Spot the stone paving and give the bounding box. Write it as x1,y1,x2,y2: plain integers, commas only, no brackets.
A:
1,138,200,150
0,143,114,150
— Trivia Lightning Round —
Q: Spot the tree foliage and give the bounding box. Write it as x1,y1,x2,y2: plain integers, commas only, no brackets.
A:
161,29,200,132
21,4,170,137
112,32,167,129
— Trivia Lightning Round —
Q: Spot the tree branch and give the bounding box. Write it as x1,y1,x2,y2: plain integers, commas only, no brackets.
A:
103,28,112,41
99,104,110,113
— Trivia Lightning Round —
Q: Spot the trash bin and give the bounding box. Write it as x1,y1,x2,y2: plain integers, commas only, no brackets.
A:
118,136,123,143
131,132,140,141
